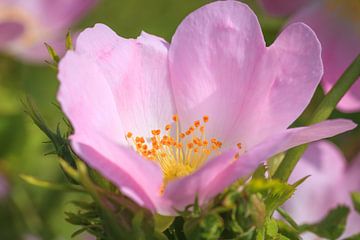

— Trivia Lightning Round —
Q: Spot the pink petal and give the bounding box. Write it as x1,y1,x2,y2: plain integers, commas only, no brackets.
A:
289,1,360,112
284,141,347,224
283,141,360,238
58,51,125,145
169,0,322,148
344,153,360,236
164,119,355,214
169,0,265,147
71,133,164,212
74,24,175,138
248,22,322,146
0,21,24,45
258,0,311,16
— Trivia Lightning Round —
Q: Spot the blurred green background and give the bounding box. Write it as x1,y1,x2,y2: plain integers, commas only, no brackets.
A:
0,0,358,239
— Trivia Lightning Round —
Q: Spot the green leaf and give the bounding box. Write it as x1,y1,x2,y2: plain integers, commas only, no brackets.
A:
343,233,360,240
154,215,174,232
351,192,360,213
277,221,301,240
184,213,224,240
20,174,83,192
267,153,285,177
253,164,267,179
300,205,350,239
265,218,278,237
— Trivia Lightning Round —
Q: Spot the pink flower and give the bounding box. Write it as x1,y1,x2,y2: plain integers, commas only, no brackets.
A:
259,0,360,112
282,141,360,239
0,0,97,62
58,1,356,215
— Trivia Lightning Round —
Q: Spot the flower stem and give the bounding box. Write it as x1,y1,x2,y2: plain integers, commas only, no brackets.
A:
273,55,360,181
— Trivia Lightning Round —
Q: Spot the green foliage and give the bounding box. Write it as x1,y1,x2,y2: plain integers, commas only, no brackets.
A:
351,192,360,213
300,205,350,240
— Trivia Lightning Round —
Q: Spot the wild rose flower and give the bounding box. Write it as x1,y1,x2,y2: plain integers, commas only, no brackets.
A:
0,0,97,62
259,0,360,112
58,1,356,215
282,141,360,239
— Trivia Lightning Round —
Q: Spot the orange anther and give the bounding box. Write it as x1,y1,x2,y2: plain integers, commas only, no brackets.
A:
126,132,133,138
187,142,194,149
151,129,161,135
234,153,240,160
180,133,186,138
211,138,217,144
194,148,199,153
186,130,191,135
203,115,209,123
203,140,208,145
160,153,167,158
172,114,179,122
165,124,172,131
200,126,205,133
237,143,242,149
194,120,200,128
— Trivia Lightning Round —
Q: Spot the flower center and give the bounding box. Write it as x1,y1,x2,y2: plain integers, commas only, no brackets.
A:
126,115,243,192
126,115,224,182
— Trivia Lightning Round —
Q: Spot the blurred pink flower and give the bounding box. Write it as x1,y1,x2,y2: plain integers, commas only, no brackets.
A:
58,1,356,215
283,141,360,239
0,0,97,63
259,0,360,113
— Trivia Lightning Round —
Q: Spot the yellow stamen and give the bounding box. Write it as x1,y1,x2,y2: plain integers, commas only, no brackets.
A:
125,115,244,194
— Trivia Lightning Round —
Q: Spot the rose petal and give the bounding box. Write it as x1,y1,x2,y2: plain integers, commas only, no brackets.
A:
284,141,347,224
170,0,323,148
169,0,265,147
74,24,175,138
72,133,164,213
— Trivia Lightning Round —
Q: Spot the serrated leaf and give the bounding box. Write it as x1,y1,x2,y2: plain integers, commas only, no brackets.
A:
351,192,360,213
300,205,350,239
